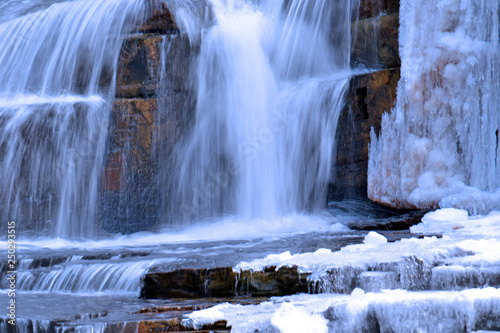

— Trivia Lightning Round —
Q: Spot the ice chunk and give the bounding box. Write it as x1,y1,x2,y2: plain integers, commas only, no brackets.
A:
271,302,328,333
363,231,388,245
351,287,365,298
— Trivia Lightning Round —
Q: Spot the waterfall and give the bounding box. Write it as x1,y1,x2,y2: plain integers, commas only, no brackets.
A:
0,0,147,238
368,0,500,214
166,0,358,222
0,0,358,237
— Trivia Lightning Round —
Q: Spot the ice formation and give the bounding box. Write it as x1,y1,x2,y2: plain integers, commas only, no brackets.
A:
187,208,500,332
235,208,500,275
368,0,500,214
185,289,500,333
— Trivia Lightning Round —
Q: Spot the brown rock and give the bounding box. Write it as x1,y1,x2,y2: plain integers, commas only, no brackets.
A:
137,3,179,34
352,13,400,69
107,98,159,174
137,319,230,333
330,68,400,200
358,0,399,20
116,36,164,98
141,266,310,299
99,98,162,234
100,153,125,192
141,267,238,299
115,34,195,97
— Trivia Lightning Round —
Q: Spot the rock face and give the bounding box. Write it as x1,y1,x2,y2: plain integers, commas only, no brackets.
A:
138,3,179,34
141,266,310,299
351,13,400,69
99,5,197,234
330,0,401,202
115,36,165,98
330,68,400,201
358,0,399,19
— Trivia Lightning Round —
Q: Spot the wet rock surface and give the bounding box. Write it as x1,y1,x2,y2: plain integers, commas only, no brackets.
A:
141,266,310,299
352,13,400,69
100,98,161,234
330,68,400,201
100,7,197,234
358,0,399,20
137,3,179,34
115,36,165,98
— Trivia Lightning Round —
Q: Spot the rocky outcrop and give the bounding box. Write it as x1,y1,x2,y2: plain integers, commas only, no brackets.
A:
115,36,165,98
138,3,179,34
329,68,400,201
137,319,230,333
358,0,399,19
141,266,309,299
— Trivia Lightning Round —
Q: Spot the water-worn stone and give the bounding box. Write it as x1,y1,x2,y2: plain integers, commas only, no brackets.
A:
141,267,237,299
115,32,194,98
238,266,309,297
330,68,400,200
137,319,230,333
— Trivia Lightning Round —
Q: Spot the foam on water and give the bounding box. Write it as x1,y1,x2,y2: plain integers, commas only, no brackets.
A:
2,214,347,250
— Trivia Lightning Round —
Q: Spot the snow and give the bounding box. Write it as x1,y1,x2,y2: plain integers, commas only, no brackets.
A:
271,302,328,333
363,231,387,245
184,289,500,333
218,208,500,330
235,208,500,275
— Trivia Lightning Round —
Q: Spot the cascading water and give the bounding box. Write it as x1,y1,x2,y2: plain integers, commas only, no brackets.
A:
167,0,358,222
368,0,500,214
0,0,147,238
